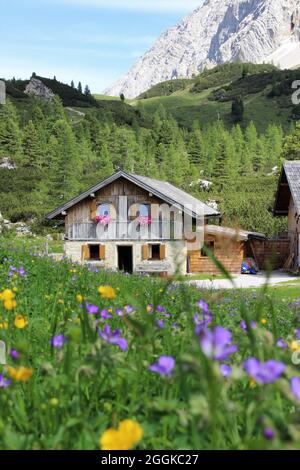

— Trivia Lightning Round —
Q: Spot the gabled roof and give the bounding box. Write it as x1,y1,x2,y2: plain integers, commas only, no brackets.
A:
274,161,300,216
45,171,220,220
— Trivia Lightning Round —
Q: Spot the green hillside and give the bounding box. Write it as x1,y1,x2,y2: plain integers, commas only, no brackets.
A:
133,63,300,132
1,64,300,238
4,76,149,128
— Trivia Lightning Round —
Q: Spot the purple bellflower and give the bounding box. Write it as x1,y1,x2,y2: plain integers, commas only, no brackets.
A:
98,324,128,351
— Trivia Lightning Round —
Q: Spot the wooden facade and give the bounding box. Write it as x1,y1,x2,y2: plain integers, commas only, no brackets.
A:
188,234,244,275
65,178,181,241
274,162,300,271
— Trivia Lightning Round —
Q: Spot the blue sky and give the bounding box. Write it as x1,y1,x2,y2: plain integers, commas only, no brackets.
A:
1,0,202,93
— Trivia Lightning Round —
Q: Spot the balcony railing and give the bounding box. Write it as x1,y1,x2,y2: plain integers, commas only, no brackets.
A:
66,220,183,241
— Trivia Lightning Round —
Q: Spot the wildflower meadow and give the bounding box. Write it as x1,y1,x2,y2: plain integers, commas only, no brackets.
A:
0,241,300,450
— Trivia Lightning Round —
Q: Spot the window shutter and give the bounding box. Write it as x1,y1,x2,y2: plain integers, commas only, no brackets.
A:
82,245,90,261
90,200,97,221
142,245,149,261
159,244,166,260
99,245,106,260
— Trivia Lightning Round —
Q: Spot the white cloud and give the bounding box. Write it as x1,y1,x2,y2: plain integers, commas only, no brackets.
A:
59,0,202,13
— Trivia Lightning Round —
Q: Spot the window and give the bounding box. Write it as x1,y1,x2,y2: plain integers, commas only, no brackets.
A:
139,204,150,217
150,244,160,260
201,241,214,257
89,244,100,260
97,203,110,217
96,204,111,232
135,203,151,233
142,244,166,261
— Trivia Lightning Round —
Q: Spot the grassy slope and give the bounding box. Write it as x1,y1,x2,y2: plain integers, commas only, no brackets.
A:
132,64,300,132
132,89,291,132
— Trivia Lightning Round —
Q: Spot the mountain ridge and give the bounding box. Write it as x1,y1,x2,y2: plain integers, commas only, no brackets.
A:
105,0,300,99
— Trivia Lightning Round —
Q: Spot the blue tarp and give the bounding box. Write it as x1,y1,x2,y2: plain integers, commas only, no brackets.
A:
241,258,258,275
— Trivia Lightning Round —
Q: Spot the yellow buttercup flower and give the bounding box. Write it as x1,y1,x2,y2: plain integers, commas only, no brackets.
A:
58,299,64,305
76,294,83,303
0,289,15,301
100,429,123,451
118,419,143,442
0,321,8,330
261,319,267,325
4,299,17,311
14,315,28,329
100,419,143,450
290,341,300,352
98,286,116,300
249,378,257,388
6,366,33,382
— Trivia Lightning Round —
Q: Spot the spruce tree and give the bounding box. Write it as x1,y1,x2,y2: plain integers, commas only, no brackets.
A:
187,128,205,167
231,96,244,122
282,121,300,160
22,120,43,168
98,144,114,178
84,85,91,96
50,119,82,201
0,99,22,162
213,132,233,190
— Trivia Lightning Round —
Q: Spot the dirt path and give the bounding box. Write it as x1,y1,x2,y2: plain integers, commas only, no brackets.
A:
187,271,299,290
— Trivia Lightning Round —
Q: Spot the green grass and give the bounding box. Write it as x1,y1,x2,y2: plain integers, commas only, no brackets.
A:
133,87,293,132
93,94,120,101
1,239,300,450
262,284,300,301
131,63,299,132
182,273,226,281
0,235,64,254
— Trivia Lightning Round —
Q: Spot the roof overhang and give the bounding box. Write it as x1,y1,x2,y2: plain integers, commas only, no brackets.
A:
205,225,266,241
45,171,221,221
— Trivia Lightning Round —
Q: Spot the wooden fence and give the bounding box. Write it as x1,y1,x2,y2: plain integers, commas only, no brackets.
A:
247,239,290,270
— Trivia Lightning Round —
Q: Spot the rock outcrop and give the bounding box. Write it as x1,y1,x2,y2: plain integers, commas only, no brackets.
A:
25,78,55,101
0,157,17,170
105,0,300,98
0,213,33,237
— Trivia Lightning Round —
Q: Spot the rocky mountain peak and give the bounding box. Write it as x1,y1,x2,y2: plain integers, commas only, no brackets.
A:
105,0,300,99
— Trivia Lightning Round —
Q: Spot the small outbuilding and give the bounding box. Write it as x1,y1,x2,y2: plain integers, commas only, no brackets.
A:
274,161,300,270
187,225,266,275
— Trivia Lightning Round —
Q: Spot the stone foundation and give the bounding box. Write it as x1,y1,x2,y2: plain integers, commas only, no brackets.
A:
64,240,187,275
